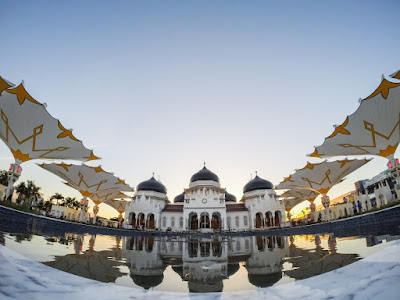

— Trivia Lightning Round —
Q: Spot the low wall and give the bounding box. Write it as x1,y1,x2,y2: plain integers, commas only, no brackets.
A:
1,204,400,238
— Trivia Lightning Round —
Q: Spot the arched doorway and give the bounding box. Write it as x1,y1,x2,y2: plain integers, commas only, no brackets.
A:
129,212,136,227
137,213,145,229
212,239,222,257
211,212,221,230
257,236,265,251
146,237,154,252
146,214,155,229
255,212,263,228
265,211,273,227
189,212,199,230
200,212,210,229
274,211,281,227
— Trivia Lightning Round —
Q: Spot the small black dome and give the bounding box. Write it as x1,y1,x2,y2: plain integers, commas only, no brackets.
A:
190,167,219,183
137,177,167,194
243,175,274,193
225,191,237,202
174,192,185,203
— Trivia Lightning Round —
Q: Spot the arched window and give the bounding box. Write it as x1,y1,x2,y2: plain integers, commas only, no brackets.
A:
171,217,175,227
245,239,250,250
179,217,183,228
235,216,240,227
162,216,167,227
227,216,231,228
243,216,248,226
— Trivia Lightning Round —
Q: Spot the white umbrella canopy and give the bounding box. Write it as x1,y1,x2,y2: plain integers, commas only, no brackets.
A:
281,197,304,211
90,189,131,205
0,76,99,163
276,159,371,194
38,163,133,197
309,75,400,159
104,199,128,214
278,188,320,202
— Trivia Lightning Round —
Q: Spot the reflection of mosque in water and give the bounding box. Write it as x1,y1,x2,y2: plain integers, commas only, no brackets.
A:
40,233,364,293
123,235,289,292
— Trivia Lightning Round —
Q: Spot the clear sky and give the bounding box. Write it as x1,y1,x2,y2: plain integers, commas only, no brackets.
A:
1,0,400,218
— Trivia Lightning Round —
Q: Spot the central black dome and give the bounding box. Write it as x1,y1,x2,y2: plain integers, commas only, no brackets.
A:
190,167,219,183
225,191,237,202
137,176,167,194
243,175,274,193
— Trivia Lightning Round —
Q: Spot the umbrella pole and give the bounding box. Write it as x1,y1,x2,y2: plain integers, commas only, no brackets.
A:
93,204,99,225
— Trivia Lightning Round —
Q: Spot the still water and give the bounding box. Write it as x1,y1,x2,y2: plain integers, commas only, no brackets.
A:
2,231,399,293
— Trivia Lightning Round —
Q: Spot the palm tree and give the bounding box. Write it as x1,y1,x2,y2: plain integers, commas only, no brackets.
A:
50,193,64,206
43,200,52,212
25,181,41,207
64,197,78,208
0,170,8,186
15,181,41,207
16,181,27,203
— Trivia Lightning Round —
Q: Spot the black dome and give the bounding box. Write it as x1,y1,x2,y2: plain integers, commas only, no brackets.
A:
243,175,274,193
225,191,237,202
174,192,185,203
227,263,240,277
248,272,282,288
130,274,164,290
137,176,167,194
190,167,219,183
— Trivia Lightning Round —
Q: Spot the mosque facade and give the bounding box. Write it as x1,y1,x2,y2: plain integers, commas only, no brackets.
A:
124,166,287,231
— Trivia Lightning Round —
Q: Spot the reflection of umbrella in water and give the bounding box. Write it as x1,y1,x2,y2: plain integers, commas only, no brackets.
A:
285,243,359,280
44,246,126,283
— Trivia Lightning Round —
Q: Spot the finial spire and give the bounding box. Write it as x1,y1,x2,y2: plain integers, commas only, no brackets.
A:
203,161,206,168
250,173,253,180
255,171,258,176
152,171,155,177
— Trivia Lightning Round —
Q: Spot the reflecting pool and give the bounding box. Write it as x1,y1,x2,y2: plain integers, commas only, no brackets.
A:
2,230,399,293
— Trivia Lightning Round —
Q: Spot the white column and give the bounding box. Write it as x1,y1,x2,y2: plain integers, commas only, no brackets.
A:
321,194,330,221
79,196,88,222
6,162,22,200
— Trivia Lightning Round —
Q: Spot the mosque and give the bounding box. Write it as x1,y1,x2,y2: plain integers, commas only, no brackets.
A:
124,166,287,231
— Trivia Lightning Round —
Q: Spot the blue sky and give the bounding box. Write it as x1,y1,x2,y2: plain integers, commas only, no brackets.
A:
1,1,400,217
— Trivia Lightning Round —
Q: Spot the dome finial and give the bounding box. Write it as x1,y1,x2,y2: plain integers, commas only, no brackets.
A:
255,171,258,176
203,161,206,168
250,173,253,180
152,171,155,177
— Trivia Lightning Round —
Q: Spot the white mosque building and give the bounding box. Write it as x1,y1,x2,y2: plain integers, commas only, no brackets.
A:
124,166,287,231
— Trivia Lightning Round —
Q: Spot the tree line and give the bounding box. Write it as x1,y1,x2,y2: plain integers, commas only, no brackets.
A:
0,169,80,210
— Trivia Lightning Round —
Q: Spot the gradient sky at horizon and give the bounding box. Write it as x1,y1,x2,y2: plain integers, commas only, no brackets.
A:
1,0,400,218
